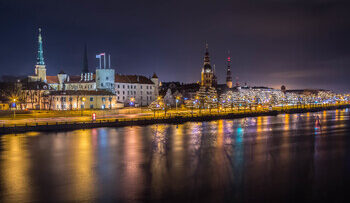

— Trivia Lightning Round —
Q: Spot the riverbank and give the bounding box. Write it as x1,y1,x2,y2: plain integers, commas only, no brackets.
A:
1,104,349,135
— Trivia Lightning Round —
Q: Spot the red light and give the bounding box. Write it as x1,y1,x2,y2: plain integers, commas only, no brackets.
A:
92,113,96,121
227,57,231,61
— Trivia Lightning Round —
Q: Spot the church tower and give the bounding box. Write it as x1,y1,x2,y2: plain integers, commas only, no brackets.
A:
201,43,213,88
82,44,89,73
34,28,47,82
226,56,233,88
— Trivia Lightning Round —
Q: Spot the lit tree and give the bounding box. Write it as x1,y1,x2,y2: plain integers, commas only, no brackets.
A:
0,82,25,109
185,99,197,116
206,86,217,113
148,97,164,117
196,86,207,113
164,88,175,107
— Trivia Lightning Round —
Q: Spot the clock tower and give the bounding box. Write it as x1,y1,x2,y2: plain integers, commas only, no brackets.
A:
201,43,213,88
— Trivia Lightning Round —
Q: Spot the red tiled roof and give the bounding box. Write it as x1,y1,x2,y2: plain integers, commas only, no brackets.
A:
115,74,154,84
46,76,59,83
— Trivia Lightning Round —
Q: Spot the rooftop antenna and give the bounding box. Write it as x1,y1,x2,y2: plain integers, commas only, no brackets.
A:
104,53,106,69
109,54,111,69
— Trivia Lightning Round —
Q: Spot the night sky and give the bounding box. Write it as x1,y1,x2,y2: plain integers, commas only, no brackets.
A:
1,0,350,92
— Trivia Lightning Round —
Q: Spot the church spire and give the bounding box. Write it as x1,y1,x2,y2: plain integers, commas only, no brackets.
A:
226,52,233,88
201,42,214,88
36,28,45,65
82,44,89,73
204,42,210,65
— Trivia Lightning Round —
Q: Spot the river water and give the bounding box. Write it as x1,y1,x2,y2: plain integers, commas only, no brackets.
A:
1,109,350,202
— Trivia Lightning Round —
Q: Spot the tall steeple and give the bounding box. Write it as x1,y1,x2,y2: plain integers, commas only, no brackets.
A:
226,53,233,88
82,44,89,73
37,28,45,65
31,28,47,82
204,42,210,65
201,42,214,88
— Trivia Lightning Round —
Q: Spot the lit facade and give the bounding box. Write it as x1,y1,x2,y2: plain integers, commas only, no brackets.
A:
48,90,121,110
201,44,214,88
115,73,159,106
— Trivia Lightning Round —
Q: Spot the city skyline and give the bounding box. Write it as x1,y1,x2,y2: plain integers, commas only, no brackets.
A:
1,0,350,92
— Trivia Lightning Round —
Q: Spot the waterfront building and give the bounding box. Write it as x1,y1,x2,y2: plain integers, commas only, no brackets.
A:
23,29,159,109
21,81,49,110
115,74,158,106
48,90,121,110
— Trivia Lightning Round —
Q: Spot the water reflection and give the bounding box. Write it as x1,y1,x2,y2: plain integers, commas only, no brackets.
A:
1,109,350,202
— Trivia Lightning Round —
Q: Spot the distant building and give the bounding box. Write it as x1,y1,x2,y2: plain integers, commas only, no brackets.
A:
286,89,332,95
160,82,200,100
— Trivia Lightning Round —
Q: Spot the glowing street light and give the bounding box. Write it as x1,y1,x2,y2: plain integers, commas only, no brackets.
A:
176,96,180,112
130,97,135,107
11,98,17,119
81,97,86,116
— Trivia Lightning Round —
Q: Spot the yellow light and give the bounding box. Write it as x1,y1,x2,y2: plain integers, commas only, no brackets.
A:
82,97,86,101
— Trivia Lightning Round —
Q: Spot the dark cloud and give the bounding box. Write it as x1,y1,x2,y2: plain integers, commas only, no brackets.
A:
0,0,349,92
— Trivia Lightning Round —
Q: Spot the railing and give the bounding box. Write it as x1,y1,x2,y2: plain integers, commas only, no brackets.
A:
0,103,348,129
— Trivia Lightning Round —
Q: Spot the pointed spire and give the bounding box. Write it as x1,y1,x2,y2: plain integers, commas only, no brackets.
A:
204,42,210,65
82,44,89,73
36,28,45,65
226,51,232,88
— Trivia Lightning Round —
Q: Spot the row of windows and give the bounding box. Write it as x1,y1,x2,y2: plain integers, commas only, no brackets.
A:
67,84,94,89
97,77,110,80
55,97,112,102
116,84,153,89
117,96,153,101
56,104,112,109
116,90,153,95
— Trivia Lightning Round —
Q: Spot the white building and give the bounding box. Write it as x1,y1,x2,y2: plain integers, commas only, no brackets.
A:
115,73,159,106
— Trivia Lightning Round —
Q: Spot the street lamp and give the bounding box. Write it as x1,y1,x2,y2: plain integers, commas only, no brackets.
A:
81,97,86,116
12,98,16,119
130,97,135,107
175,96,180,113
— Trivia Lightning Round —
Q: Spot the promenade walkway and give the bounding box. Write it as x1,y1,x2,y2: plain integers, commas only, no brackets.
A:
0,103,348,134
